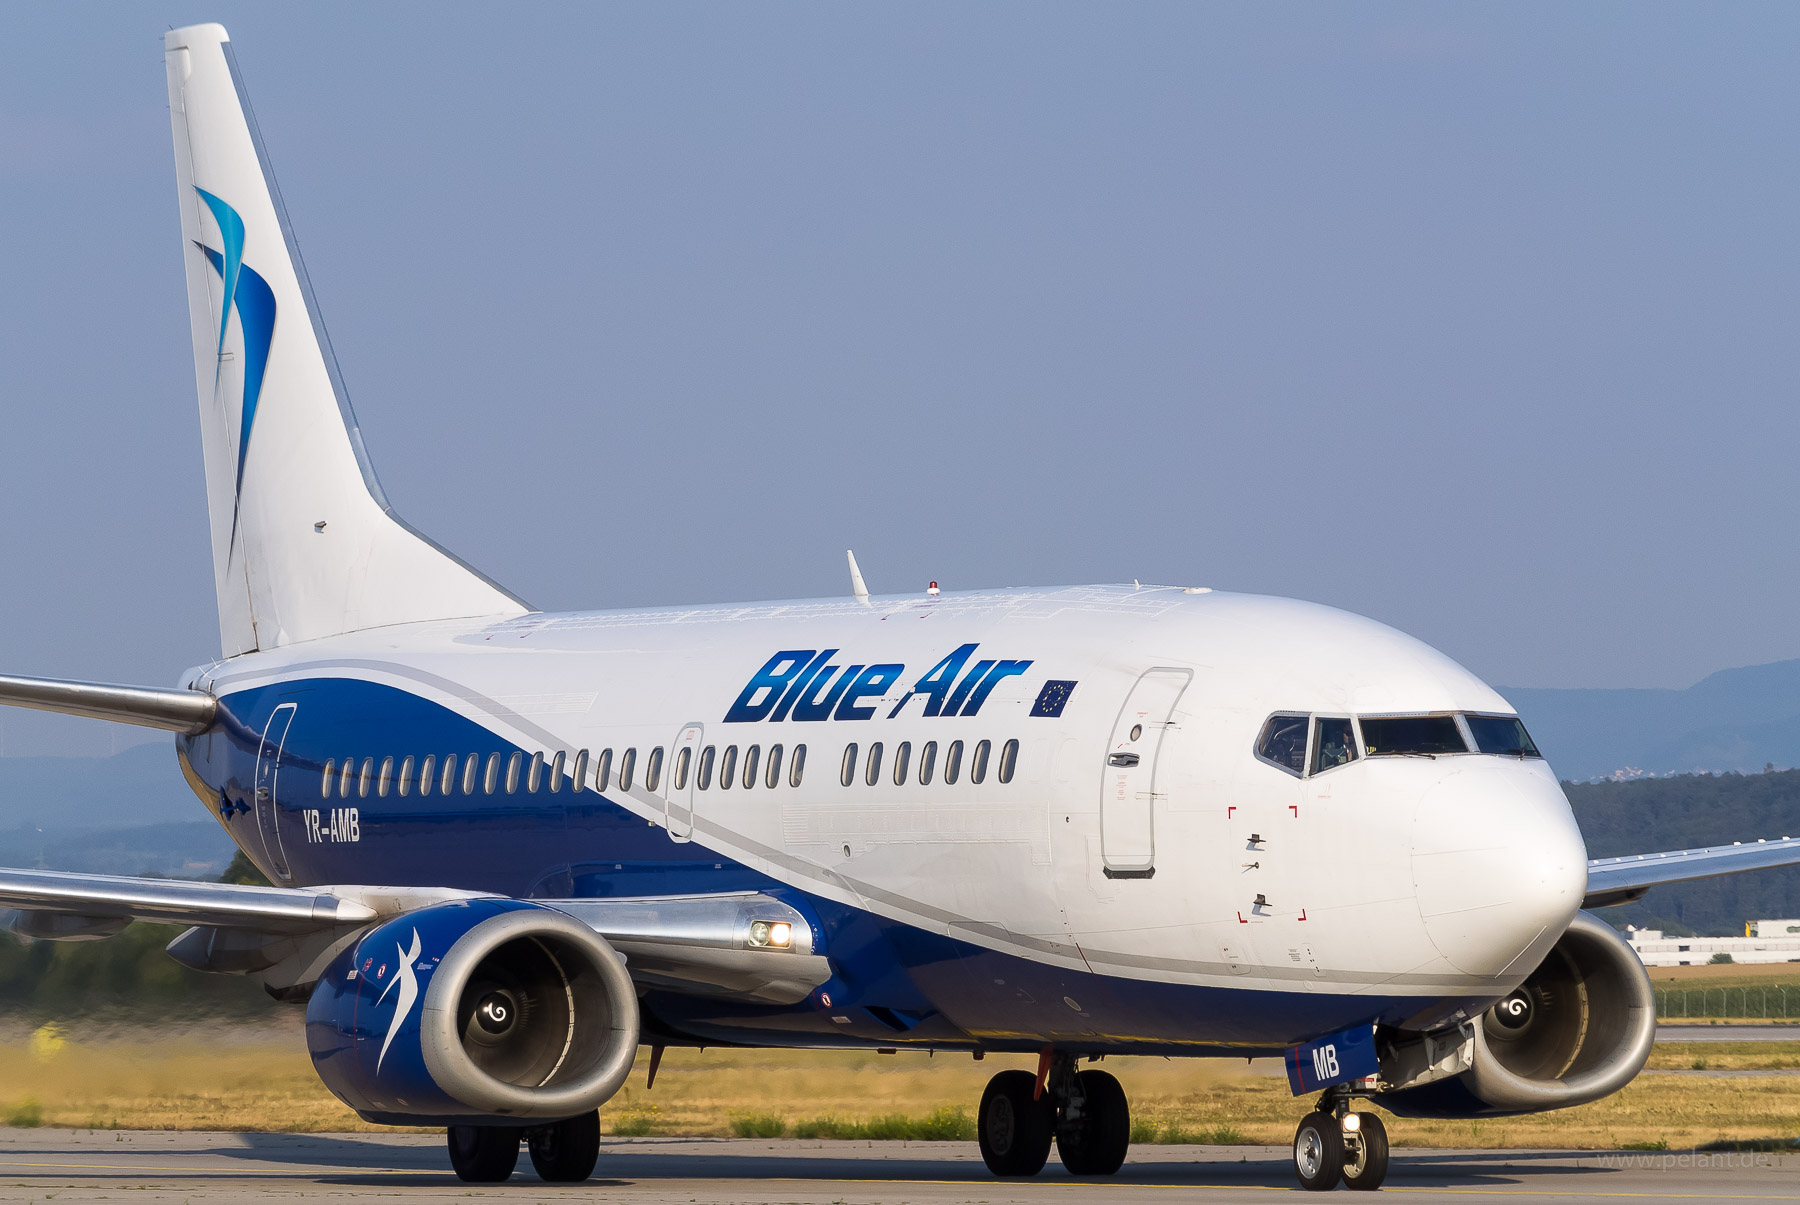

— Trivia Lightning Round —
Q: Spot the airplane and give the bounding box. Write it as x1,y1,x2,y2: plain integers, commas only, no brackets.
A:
0,22,1795,1193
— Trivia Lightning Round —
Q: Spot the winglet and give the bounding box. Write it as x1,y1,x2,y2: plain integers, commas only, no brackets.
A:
847,550,870,602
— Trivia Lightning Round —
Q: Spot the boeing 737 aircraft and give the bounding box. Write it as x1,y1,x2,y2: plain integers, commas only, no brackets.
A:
2,23,1797,1192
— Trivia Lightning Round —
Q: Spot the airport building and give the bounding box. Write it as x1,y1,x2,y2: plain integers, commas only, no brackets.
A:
1626,919,1800,966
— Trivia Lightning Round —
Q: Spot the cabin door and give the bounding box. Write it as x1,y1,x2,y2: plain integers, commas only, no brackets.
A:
666,723,704,841
1099,668,1191,879
253,703,297,882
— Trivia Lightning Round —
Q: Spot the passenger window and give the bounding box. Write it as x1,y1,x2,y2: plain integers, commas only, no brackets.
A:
919,741,937,785
619,747,636,791
865,742,884,786
592,748,610,791
1256,714,1310,776
841,743,858,788
790,744,806,787
674,746,691,791
698,745,715,790
398,756,414,797
378,756,393,798
893,741,911,785
547,751,565,793
944,740,963,785
573,749,590,793
1361,715,1468,757
527,751,544,793
484,753,502,795
646,746,664,793
462,753,480,795
505,752,522,793
971,740,990,784
741,745,760,790
441,753,458,796
1464,714,1542,758
321,759,335,798
420,754,436,797
340,758,355,799
1311,718,1359,775
359,758,374,799
720,745,738,790
766,744,783,789
999,739,1019,784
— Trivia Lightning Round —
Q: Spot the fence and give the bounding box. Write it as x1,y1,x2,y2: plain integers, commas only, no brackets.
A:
1654,986,1796,1019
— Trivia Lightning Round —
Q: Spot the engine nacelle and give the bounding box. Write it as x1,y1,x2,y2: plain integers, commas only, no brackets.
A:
306,898,638,1124
1374,910,1655,1118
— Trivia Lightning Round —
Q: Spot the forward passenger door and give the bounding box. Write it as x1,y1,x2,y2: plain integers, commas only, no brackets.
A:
1099,668,1192,878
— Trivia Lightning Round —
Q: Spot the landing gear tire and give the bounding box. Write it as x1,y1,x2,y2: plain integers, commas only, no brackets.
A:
447,1125,520,1183
1341,1112,1389,1191
528,1110,601,1182
978,1069,1054,1177
1056,1069,1130,1176
1292,1111,1343,1192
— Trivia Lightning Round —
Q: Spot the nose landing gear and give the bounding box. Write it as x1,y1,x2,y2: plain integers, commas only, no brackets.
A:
976,1054,1132,1178
1293,1087,1389,1191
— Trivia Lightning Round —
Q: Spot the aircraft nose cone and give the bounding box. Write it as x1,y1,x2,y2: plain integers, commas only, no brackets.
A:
1411,761,1587,977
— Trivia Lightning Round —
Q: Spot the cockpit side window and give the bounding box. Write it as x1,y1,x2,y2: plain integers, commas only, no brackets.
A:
1360,714,1468,756
1465,714,1541,758
1311,717,1359,774
1256,714,1310,776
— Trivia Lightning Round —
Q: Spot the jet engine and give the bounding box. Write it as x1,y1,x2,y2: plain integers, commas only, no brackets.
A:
1374,910,1656,1117
306,898,638,1124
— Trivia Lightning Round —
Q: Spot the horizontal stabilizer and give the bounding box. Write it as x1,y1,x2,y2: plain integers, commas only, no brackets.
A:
1584,836,1800,908
0,673,217,734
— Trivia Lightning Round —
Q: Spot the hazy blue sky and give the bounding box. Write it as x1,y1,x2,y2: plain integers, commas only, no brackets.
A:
5,3,1800,754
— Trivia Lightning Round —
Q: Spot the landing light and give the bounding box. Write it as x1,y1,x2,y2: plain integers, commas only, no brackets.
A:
1342,1114,1361,1132
749,920,793,949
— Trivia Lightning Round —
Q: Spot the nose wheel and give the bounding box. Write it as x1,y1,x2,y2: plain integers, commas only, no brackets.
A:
1292,1105,1388,1192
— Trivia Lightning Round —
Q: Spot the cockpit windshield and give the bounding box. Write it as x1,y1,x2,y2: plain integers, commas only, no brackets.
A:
1359,715,1467,757
1464,714,1541,758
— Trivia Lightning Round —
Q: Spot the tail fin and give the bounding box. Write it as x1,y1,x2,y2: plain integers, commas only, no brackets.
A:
164,25,526,656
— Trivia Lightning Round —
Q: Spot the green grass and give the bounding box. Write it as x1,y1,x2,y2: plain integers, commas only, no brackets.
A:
6,1101,42,1128
1619,1139,1668,1151
1131,1120,1246,1145
792,1106,974,1141
728,1112,787,1138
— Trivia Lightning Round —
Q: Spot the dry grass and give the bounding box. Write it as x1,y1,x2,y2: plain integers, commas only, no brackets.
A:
1647,962,1800,986
0,1025,1794,1151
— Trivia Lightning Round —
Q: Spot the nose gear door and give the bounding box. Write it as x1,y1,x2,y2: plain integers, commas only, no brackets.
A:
253,702,297,882
1100,668,1191,879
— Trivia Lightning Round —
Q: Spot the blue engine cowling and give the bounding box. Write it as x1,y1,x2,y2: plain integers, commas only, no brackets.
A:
306,898,638,1125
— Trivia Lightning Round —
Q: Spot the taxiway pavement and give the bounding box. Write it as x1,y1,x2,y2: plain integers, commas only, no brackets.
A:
0,1131,1790,1204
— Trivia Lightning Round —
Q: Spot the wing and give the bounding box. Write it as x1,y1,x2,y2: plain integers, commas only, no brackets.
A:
1584,836,1800,908
0,868,829,1004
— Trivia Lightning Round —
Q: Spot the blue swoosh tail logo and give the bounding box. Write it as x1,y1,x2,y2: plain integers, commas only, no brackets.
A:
193,188,276,526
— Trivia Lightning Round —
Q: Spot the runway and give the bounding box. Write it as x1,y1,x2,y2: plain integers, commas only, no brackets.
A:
0,1131,1791,1204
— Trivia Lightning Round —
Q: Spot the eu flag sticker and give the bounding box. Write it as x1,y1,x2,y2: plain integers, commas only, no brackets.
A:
1030,680,1077,718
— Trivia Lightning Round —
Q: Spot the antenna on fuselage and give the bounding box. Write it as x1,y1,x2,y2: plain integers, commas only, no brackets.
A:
846,549,870,603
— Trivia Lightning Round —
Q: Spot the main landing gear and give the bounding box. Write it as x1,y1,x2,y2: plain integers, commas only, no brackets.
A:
447,1110,601,1183
1292,1088,1389,1192
977,1054,1131,1178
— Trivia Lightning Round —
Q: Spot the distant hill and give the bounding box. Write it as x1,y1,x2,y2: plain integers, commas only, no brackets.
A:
0,743,234,878
1504,659,1800,781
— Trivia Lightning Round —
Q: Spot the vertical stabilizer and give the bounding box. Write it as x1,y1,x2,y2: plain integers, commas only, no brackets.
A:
165,25,527,656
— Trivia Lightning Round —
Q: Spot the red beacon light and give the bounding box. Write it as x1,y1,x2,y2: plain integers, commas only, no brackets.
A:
927,581,940,596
